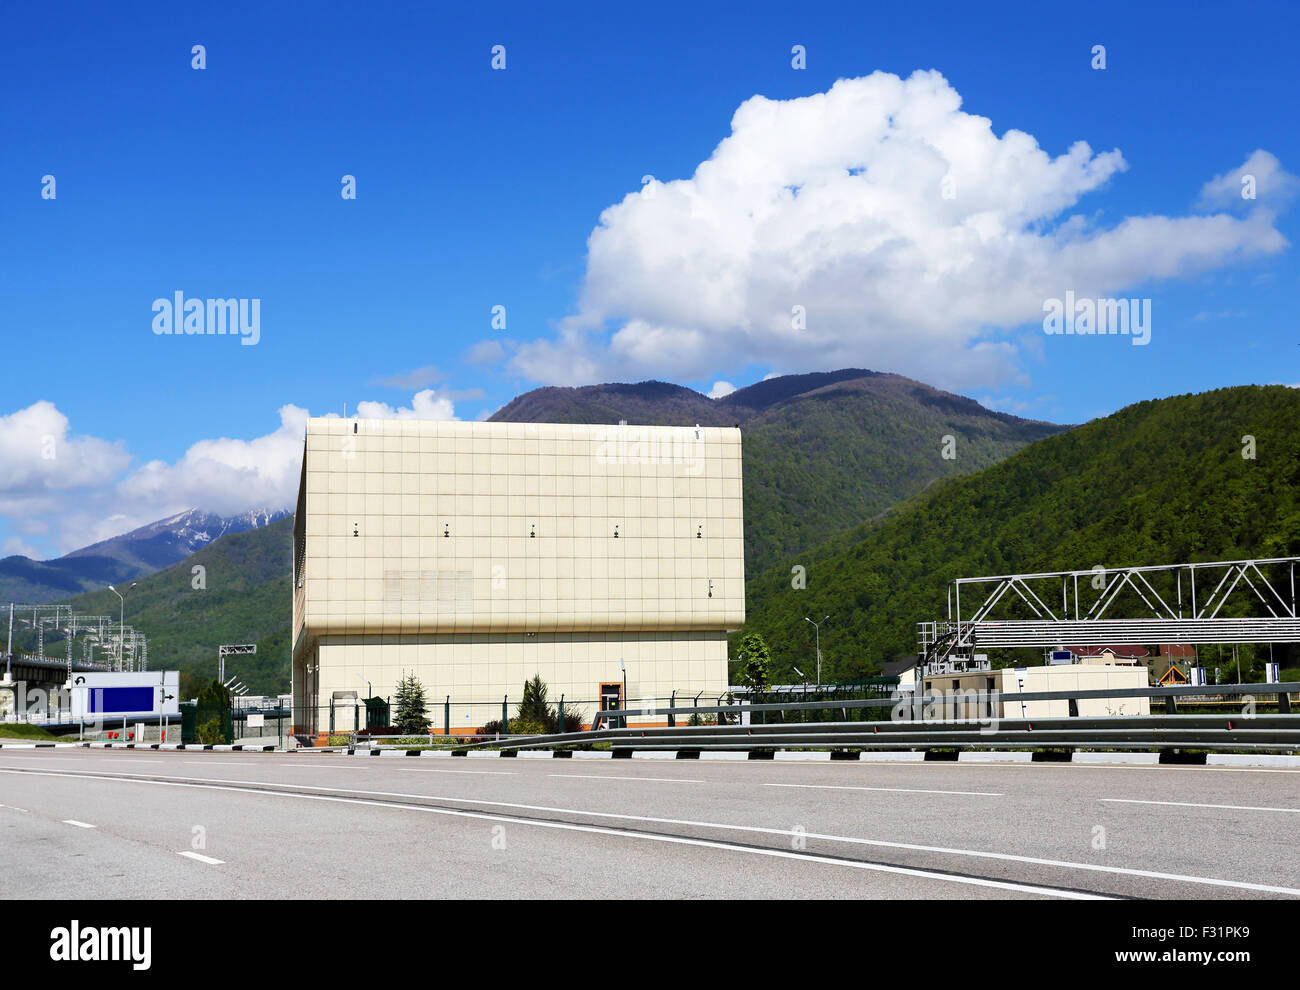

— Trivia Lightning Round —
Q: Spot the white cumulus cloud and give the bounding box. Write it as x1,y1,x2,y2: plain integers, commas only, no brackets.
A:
1198,149,1299,210
512,70,1290,390
707,380,737,399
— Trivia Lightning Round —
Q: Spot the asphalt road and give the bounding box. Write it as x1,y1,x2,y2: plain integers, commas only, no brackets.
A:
1,748,1298,899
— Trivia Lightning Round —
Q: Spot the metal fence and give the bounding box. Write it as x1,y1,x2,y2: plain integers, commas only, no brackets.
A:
419,681,1300,755
292,681,901,742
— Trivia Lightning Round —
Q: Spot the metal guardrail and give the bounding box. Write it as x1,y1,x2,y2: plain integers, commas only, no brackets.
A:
601,681,1300,720
424,716,1300,754
396,682,1300,755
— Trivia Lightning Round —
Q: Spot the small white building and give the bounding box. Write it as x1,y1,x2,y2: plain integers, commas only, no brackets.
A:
922,661,1150,719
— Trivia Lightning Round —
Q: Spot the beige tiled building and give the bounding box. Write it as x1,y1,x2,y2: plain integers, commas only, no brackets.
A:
291,418,744,735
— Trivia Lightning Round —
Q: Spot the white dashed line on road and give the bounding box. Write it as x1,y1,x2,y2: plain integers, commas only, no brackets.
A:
62,819,96,828
1100,798,1300,815
179,851,225,865
764,782,1002,797
550,774,705,784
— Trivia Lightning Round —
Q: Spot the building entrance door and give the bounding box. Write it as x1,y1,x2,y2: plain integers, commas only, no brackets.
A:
600,682,624,729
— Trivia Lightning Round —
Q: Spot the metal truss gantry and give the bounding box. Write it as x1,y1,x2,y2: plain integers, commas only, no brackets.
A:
919,557,1300,659
7,603,148,673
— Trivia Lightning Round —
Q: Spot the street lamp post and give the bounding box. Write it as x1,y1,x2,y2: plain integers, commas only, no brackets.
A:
804,615,829,686
108,583,137,671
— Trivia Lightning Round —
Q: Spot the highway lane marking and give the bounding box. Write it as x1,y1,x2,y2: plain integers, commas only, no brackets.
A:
0,803,30,812
251,763,518,776
183,761,271,766
0,767,1101,899
1100,798,1300,815
3,766,1294,897
179,851,224,865
62,819,96,828
81,759,167,764
764,782,1001,797
549,774,705,784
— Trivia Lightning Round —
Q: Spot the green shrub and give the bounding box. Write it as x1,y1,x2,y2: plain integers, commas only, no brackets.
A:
196,717,225,745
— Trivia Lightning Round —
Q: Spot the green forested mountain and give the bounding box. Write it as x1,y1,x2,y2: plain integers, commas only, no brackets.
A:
732,374,1063,573
738,385,1300,682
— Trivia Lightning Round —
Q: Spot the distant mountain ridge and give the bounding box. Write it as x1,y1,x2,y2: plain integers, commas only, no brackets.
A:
0,508,290,603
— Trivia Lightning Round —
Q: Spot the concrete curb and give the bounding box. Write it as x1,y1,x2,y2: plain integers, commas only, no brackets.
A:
959,751,1034,763
0,741,71,748
775,751,832,761
1206,753,1300,768
859,751,926,762
1072,751,1160,765
698,751,748,761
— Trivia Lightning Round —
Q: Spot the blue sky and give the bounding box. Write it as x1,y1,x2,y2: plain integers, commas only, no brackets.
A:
1,0,1297,557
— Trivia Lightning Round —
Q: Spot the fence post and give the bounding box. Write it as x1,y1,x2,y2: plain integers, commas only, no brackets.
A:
559,693,565,733
502,695,508,735
444,695,450,736
668,690,676,728
1165,694,1177,714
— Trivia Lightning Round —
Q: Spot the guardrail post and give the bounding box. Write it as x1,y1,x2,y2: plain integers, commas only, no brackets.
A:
1281,691,1292,715
1165,695,1177,714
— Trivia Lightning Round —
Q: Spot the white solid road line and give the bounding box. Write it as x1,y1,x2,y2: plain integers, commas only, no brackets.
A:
1100,798,1300,815
62,819,96,828
179,851,224,865
765,782,1001,797
5,766,1295,897
0,803,30,812
397,767,516,776
550,773,705,783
